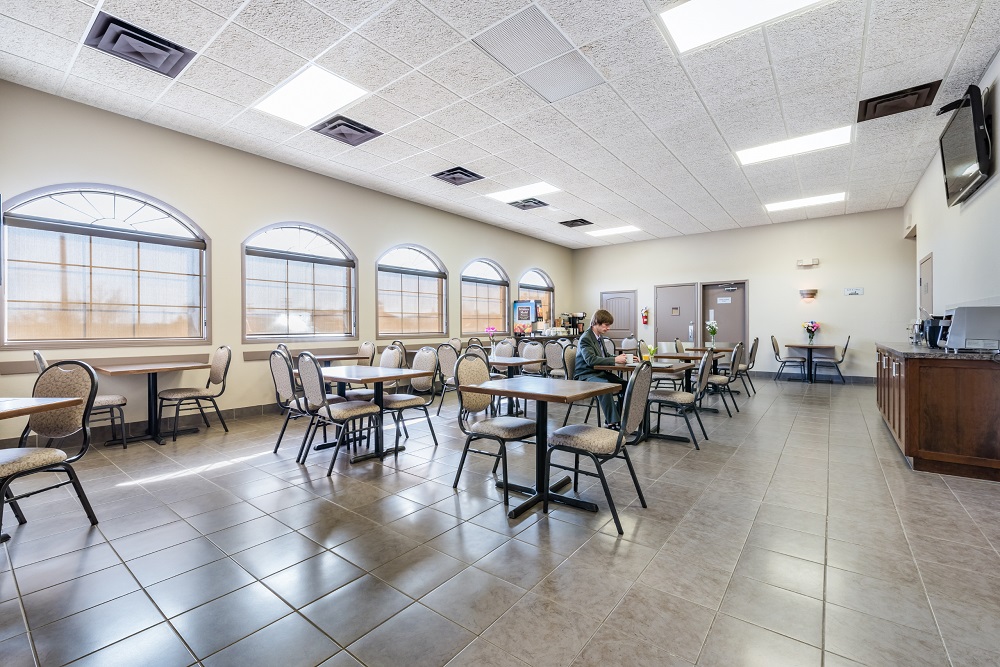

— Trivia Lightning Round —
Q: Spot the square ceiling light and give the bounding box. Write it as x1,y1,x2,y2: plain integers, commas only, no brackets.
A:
765,192,845,212
586,225,640,237
486,182,559,202
737,126,852,165
255,65,366,126
661,0,824,52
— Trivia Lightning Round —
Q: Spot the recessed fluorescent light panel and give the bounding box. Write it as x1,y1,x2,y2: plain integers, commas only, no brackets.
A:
737,126,852,165
765,193,846,212
255,65,366,126
586,225,640,237
662,0,823,52
486,182,559,202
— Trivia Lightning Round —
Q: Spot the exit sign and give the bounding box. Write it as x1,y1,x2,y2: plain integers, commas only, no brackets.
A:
844,287,864,296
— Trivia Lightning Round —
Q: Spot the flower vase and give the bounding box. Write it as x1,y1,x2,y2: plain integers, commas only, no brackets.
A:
709,335,716,348
808,333,815,345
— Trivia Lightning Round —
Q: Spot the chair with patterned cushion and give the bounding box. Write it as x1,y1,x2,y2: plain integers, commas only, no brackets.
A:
391,340,409,368
620,335,638,353
295,352,382,471
562,344,600,426
435,342,460,416
544,341,566,378
452,354,536,506
1,361,100,543
544,362,652,534
493,340,515,358
157,346,231,442
733,337,759,394
33,351,128,449
448,337,462,354
467,337,483,348
771,335,806,382
520,341,545,376
600,336,616,356
346,346,402,401
675,338,685,353
269,350,309,454
706,343,744,417
383,346,440,450
648,351,711,448
357,341,376,366
813,336,850,384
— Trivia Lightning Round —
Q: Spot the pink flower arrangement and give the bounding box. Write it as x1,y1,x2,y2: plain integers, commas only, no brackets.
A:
802,321,820,334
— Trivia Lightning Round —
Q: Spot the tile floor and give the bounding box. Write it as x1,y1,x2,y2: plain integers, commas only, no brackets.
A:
2,379,1000,666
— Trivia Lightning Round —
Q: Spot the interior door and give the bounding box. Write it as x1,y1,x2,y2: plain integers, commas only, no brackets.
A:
655,283,697,347
600,290,636,341
919,254,933,316
701,281,748,346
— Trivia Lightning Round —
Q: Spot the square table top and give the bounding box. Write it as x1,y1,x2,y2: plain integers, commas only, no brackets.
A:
595,362,695,374
460,376,620,403
686,346,736,353
653,352,724,361
319,366,433,384
92,361,212,376
486,356,536,367
785,344,837,350
0,397,84,420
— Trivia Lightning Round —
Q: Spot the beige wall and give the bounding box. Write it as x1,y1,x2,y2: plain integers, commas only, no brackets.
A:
570,209,915,378
904,52,1000,311
0,82,573,437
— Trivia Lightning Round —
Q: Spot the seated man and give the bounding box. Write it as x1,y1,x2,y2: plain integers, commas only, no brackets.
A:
574,309,628,429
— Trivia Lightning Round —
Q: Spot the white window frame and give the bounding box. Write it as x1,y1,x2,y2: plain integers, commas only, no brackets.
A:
461,258,510,336
376,244,448,338
518,268,555,328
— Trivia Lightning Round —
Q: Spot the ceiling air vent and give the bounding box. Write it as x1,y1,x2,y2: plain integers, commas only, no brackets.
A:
85,12,195,78
509,198,548,210
432,167,484,185
858,81,942,122
474,5,572,74
312,115,383,146
559,218,593,228
519,51,604,103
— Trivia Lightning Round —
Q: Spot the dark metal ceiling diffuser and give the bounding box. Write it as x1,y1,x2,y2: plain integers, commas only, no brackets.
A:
858,81,942,122
311,115,383,146
559,218,593,228
432,167,484,185
509,198,548,210
85,12,195,78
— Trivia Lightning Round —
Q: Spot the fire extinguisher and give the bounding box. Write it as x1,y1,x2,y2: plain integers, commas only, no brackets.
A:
640,307,649,325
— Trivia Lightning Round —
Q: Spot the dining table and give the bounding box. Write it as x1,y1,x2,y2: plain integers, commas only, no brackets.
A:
319,365,435,463
595,362,697,443
91,360,211,445
459,375,620,519
654,351,725,374
785,344,837,382
313,353,371,366
486,356,537,414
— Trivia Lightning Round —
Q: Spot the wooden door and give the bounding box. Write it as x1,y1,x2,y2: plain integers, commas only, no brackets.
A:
919,254,933,316
655,283,697,348
701,282,748,346
600,290,636,341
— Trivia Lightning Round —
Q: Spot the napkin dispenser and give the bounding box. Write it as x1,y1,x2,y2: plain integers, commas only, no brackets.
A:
942,307,1000,352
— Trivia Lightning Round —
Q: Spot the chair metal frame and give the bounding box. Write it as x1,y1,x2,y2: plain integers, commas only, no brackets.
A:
268,350,309,454
707,343,744,417
435,342,460,415
156,345,232,441
771,335,807,382
382,346,440,450
647,352,711,448
813,336,851,384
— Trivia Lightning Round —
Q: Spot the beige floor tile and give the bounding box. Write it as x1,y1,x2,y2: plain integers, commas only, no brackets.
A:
371,544,467,598
637,549,732,609
825,538,921,586
331,525,421,570
532,557,632,621
720,575,823,647
482,593,601,667
445,638,529,666
824,603,950,667
733,545,825,599
929,594,1000,655
348,603,475,667
422,566,526,633
745,522,825,564
515,516,596,556
475,539,565,590
571,624,694,666
603,584,714,663
698,614,821,666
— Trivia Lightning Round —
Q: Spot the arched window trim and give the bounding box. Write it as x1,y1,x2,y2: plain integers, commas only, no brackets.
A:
376,244,448,338
2,183,211,350
460,258,510,336
241,222,359,343
461,258,510,287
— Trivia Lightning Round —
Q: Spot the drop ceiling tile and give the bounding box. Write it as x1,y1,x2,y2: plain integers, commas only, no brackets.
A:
309,0,394,27
461,155,515,177
62,74,152,118
698,66,777,114
846,191,890,213
421,42,510,97
373,162,426,182
388,120,458,150
580,17,679,80
772,40,863,96
379,70,460,116
864,7,973,70
949,0,1000,74
805,201,847,218
553,83,631,124
101,0,226,51
453,176,508,195
429,138,490,163
426,100,498,135
159,83,243,122
70,48,173,101
683,28,769,77
765,0,866,62
728,208,772,227
235,0,348,59
204,23,307,85
0,14,77,70
512,106,578,142
469,77,547,121
0,51,64,94
419,0,530,38
342,94,419,132
780,76,858,136
357,134,422,162
398,150,457,175
177,57,272,106
144,104,222,137
712,98,787,148
614,72,704,125
465,123,532,152
332,147,393,171
316,34,410,91
1,0,96,41
859,48,954,99
283,131,351,159
191,0,244,17
227,109,303,142
767,209,808,223
359,0,463,67
537,0,649,46
488,168,541,187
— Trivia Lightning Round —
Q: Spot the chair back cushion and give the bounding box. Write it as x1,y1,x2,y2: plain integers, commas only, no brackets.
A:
358,341,375,366
522,341,544,373
544,341,564,371
563,344,577,378
33,350,48,374
410,347,438,392
771,335,781,360
727,343,744,380
380,346,402,368
600,337,616,356
695,352,713,396
466,344,489,365
29,361,97,440
455,354,492,414
494,341,514,357
622,362,653,437
448,338,462,353
747,337,759,367
210,346,232,386
296,352,326,411
840,336,851,362
269,350,297,404
620,336,637,351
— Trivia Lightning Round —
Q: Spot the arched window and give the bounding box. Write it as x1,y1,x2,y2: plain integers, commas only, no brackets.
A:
243,224,357,340
3,186,207,345
461,259,509,336
518,269,554,328
377,245,447,336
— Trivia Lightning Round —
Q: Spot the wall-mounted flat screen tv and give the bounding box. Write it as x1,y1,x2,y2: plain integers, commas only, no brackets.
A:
939,84,992,206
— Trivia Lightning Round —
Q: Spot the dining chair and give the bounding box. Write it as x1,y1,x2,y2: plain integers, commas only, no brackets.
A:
544,362,652,534
295,352,381,471
736,337,760,394
268,350,310,454
647,352,711,448
813,336,851,383
706,343,744,417
600,336,616,356
435,342,460,415
467,337,483,348
33,351,128,449
544,341,566,378
157,345,232,441
520,341,545,376
390,340,409,368
451,354,536,506
561,344,601,427
620,335,638,352
357,341,376,366
382,346,440,450
448,337,462,353
347,345,403,401
493,340,515,358
675,338,685,353
1,361,99,543
771,336,806,381
466,343,504,414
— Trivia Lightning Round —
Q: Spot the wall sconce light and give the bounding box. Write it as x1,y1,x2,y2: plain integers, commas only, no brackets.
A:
799,289,818,300
796,258,820,268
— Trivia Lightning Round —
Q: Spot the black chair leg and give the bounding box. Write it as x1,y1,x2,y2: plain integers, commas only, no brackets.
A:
621,447,646,508
746,372,756,394
499,442,509,506
693,408,708,441
296,416,316,463
422,407,439,447
172,401,182,441
681,409,698,446
65,464,98,526
196,402,211,427
274,410,293,453
209,398,229,432
729,387,740,413
435,384,447,416
594,456,622,534
326,420,350,476
4,484,26,525
715,388,732,417
453,435,473,489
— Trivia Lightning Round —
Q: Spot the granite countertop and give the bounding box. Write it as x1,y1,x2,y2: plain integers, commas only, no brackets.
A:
876,342,1000,360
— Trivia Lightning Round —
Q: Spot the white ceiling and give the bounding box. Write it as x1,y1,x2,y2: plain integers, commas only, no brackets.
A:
1,0,998,248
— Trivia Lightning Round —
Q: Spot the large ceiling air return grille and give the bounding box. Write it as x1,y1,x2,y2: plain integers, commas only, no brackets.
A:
509,198,548,210
432,167,484,185
85,12,195,78
312,115,383,146
519,51,604,103
474,6,573,74
559,218,593,228
858,81,942,122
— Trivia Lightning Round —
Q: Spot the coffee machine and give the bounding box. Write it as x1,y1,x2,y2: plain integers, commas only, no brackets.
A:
566,312,587,335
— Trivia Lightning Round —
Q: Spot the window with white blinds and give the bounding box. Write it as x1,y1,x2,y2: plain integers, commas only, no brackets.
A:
377,246,446,336
243,225,356,340
461,259,508,336
3,189,207,344
518,269,554,327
